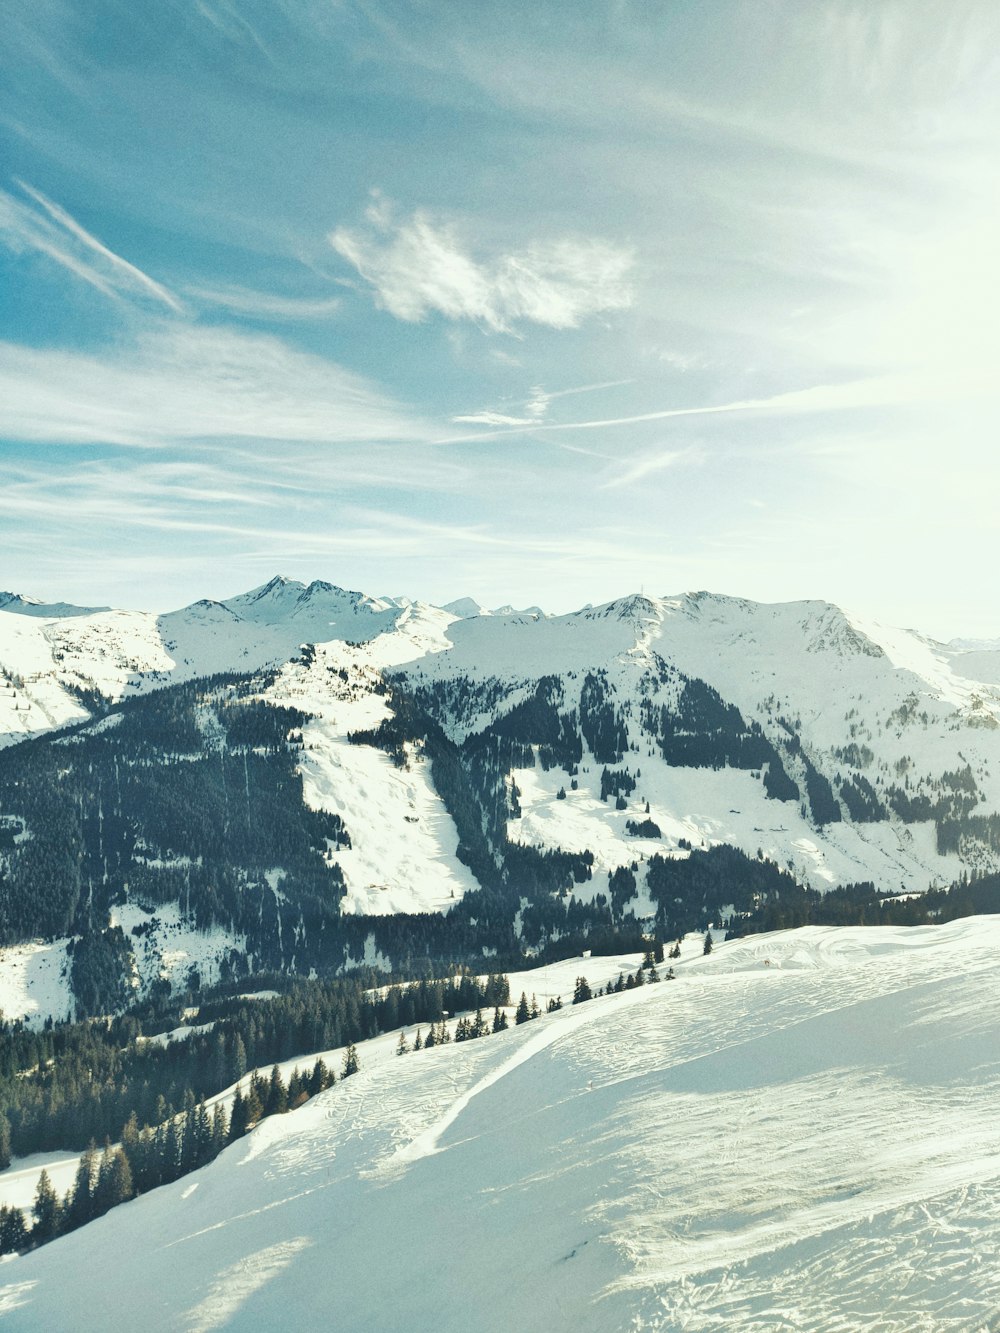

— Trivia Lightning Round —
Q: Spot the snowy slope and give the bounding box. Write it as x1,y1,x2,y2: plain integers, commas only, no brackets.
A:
263,638,478,916
3,917,1000,1330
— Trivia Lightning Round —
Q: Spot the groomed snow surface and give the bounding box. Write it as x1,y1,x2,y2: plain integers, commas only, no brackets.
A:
3,919,1000,1330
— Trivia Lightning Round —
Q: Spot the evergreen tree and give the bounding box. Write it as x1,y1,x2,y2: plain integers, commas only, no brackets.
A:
412,1028,424,1051
530,995,540,1020
32,1169,61,1245
245,1072,265,1126
308,1059,330,1096
0,1115,10,1170
66,1140,97,1231
572,976,592,1004
342,1044,360,1078
703,930,713,955
95,1148,133,1214
211,1101,229,1154
287,1068,306,1108
0,1204,28,1255
265,1065,288,1116
229,1088,249,1141
515,992,531,1025
492,1007,508,1033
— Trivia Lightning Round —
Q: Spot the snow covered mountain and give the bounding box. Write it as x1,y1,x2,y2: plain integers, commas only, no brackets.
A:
3,576,1000,1019
3,917,1000,1330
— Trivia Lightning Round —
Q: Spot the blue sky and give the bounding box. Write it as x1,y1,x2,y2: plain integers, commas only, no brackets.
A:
2,1,999,636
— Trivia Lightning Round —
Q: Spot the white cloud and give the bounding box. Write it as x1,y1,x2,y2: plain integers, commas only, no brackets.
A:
452,411,538,427
453,377,636,430
330,198,633,332
0,324,430,447
185,283,343,321
602,447,702,490
0,180,182,311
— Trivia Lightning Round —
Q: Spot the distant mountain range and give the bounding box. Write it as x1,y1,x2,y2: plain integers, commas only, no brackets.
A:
3,576,1000,1020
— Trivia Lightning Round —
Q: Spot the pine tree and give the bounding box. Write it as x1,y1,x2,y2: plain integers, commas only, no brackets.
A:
229,1088,249,1141
515,993,531,1025
342,1044,360,1078
413,1028,424,1051
0,1115,11,1171
0,1205,28,1255
245,1072,266,1126
573,976,592,1004
703,930,713,955
32,1169,61,1245
66,1140,97,1231
396,1030,409,1055
265,1065,288,1116
287,1068,306,1108
492,1007,508,1033
530,995,540,1020
211,1101,229,1154
308,1059,330,1096
95,1148,133,1214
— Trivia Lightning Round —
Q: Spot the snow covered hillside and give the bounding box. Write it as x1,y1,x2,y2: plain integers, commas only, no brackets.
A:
3,917,1000,1331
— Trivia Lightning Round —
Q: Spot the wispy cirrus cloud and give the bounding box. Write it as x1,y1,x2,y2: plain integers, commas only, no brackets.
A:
453,377,635,427
0,324,430,447
330,195,634,333
601,446,703,490
185,282,343,322
0,179,183,311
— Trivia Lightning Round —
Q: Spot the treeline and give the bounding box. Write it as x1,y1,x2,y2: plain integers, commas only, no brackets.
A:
727,871,1000,936
0,970,510,1159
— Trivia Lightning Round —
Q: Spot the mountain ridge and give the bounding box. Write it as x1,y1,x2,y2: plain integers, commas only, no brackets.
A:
4,575,1000,1022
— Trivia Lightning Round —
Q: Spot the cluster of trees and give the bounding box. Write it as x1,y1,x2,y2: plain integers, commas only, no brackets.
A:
571,950,668,1005
645,843,802,939
837,773,888,822
727,870,1000,935
579,672,629,764
639,677,799,802
0,969,510,1160
0,1054,347,1256
402,1006,509,1045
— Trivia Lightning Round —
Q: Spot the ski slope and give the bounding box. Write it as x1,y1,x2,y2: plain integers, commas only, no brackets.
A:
3,918,1000,1330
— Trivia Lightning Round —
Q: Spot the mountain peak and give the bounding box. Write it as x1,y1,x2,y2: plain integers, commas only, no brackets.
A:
0,591,111,619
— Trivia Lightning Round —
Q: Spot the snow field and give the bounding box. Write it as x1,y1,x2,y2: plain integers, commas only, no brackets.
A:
0,941,73,1028
3,920,1000,1329
272,646,477,916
